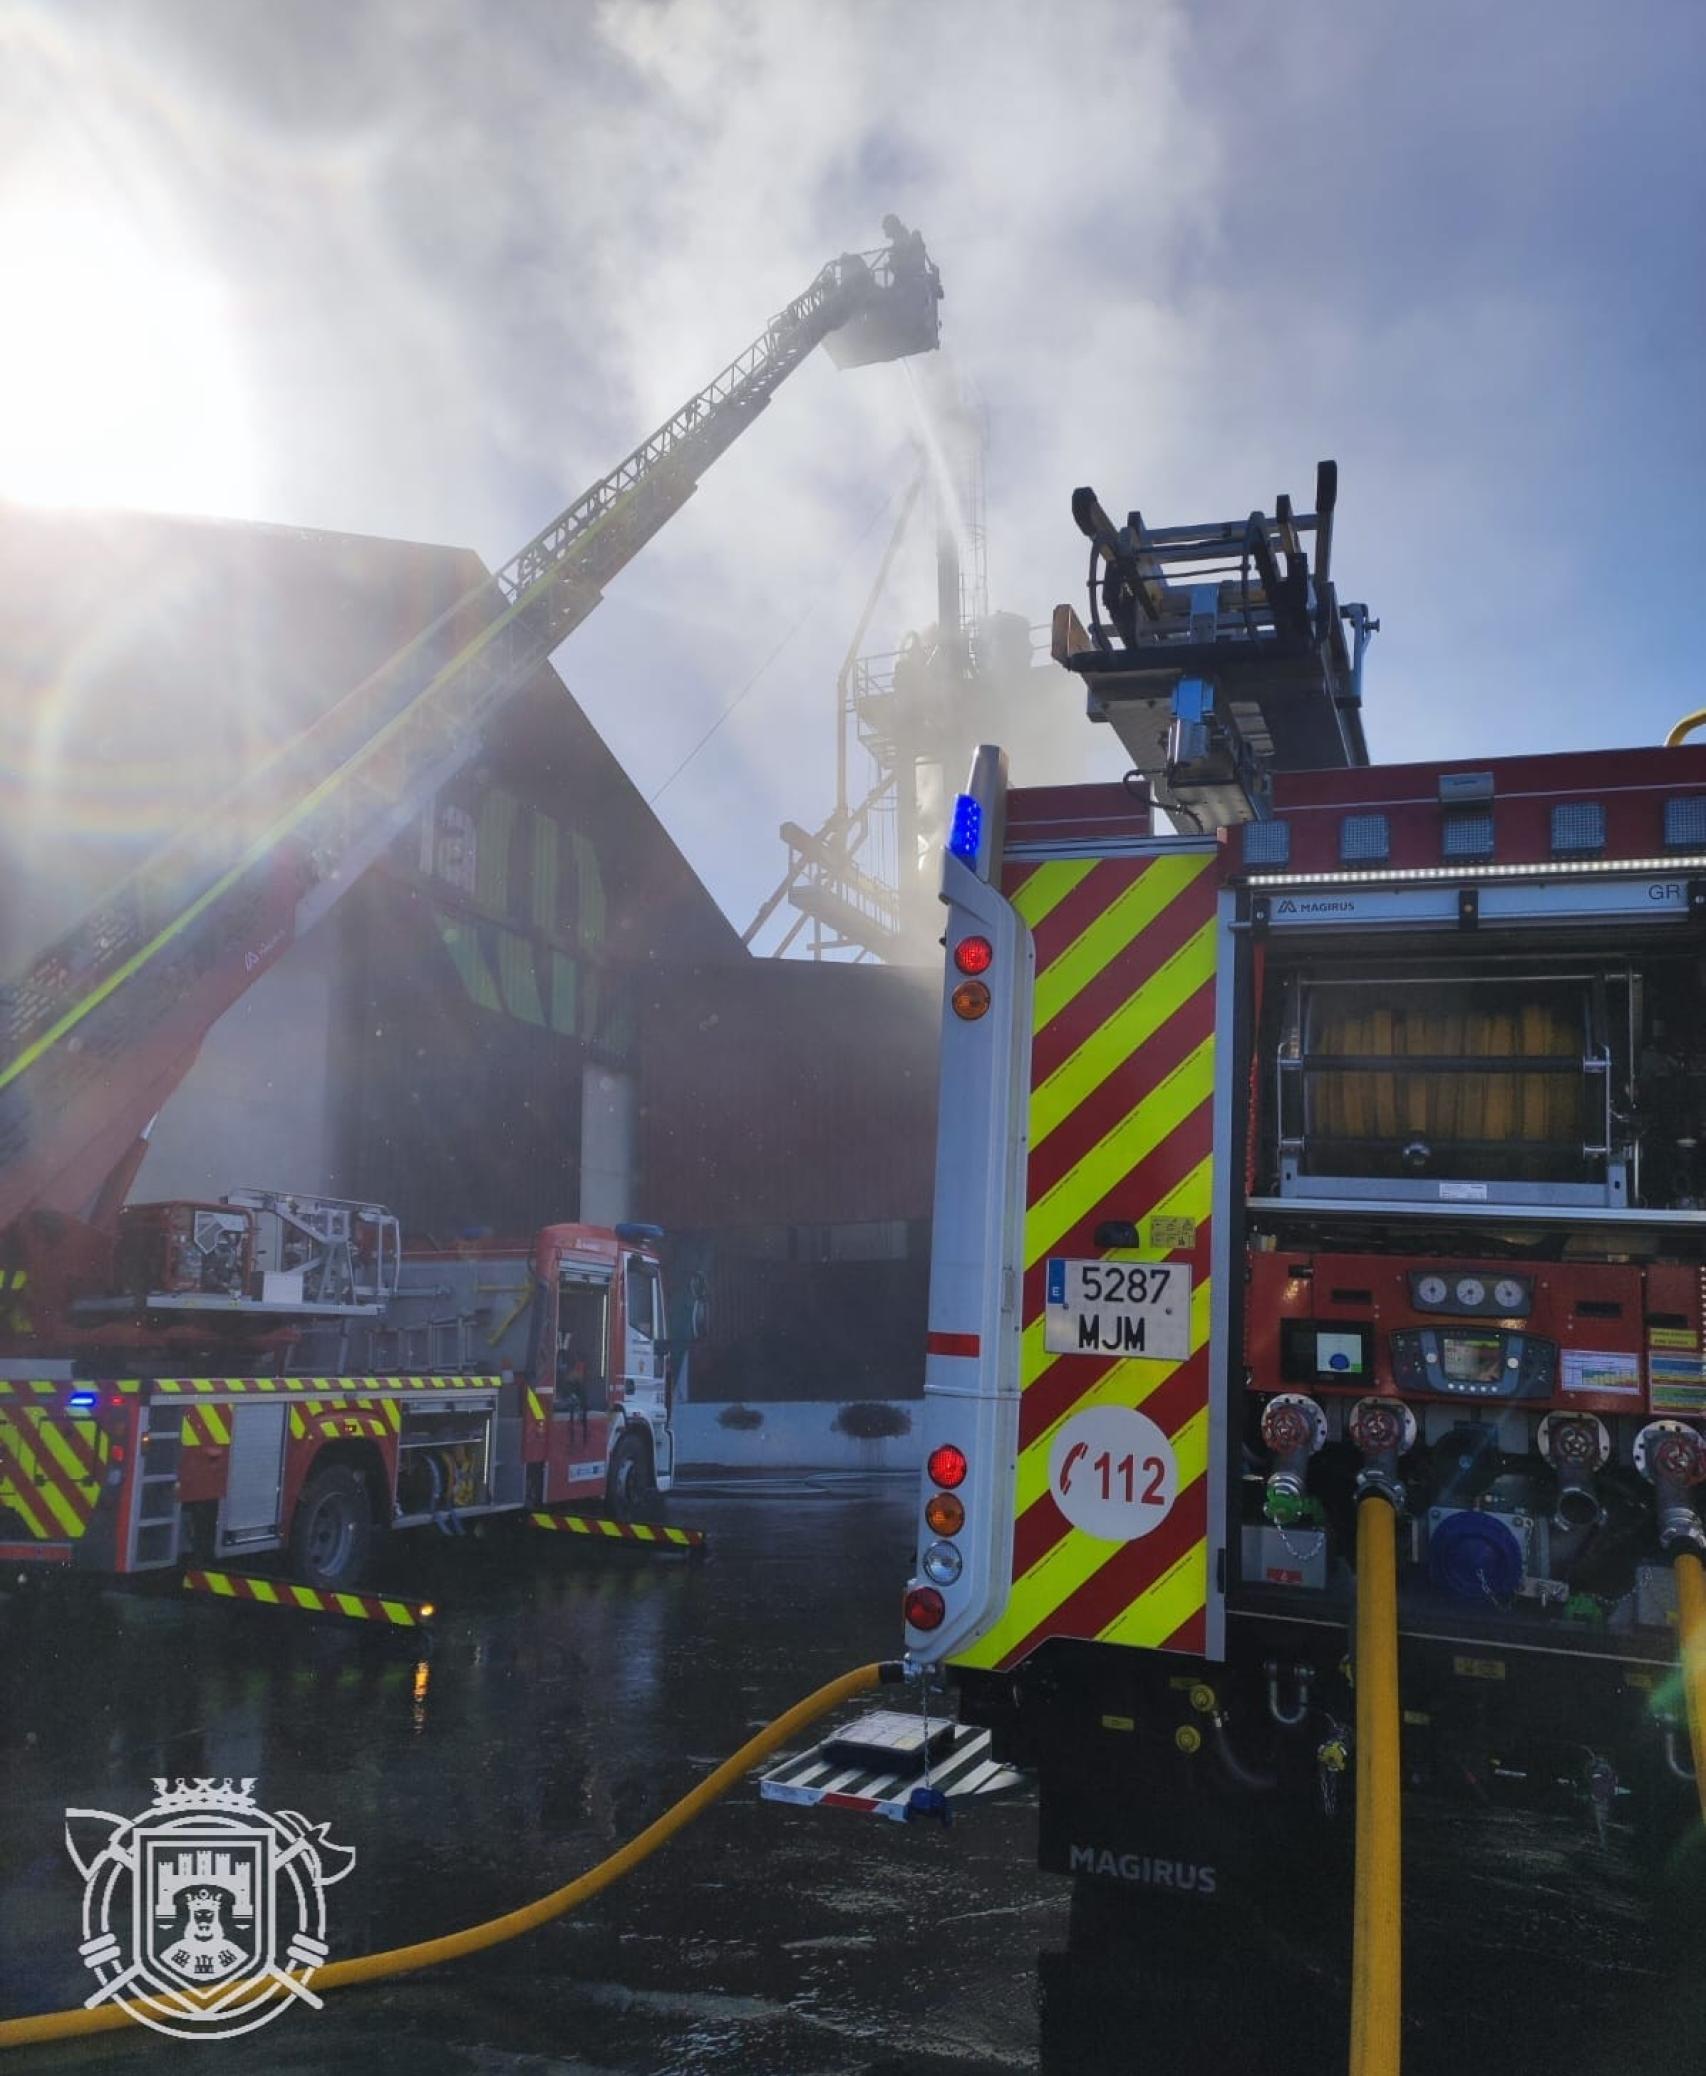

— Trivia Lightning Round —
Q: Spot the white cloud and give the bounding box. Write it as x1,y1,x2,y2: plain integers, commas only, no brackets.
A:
2,0,1701,934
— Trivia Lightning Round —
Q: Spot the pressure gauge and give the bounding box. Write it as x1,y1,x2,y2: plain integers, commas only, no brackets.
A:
1415,1275,1448,1308
1492,1277,1526,1314
1454,1276,1486,1310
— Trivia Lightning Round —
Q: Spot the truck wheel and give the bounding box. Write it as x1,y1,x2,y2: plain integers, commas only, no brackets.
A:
289,1466,373,1590
606,1430,656,1520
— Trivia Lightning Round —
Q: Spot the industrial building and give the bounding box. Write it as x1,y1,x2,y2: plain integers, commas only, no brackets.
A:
0,500,935,1411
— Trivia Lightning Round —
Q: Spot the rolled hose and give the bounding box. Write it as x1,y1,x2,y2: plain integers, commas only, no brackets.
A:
0,1659,899,2051
1350,1495,1402,2076
1675,1550,1706,1826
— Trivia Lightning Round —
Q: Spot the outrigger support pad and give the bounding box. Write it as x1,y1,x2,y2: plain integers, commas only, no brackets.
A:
180,1569,437,1628
526,1511,707,1555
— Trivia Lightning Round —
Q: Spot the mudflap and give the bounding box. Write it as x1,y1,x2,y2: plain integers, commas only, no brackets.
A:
1038,1866,1352,2076
1035,1757,1351,1908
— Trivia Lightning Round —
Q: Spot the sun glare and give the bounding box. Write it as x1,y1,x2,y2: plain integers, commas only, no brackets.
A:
0,205,256,516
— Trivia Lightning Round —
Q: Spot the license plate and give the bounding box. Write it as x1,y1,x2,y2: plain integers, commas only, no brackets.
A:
1044,1259,1192,1360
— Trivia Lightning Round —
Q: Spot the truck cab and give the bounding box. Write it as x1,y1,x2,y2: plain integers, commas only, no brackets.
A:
524,1221,675,1512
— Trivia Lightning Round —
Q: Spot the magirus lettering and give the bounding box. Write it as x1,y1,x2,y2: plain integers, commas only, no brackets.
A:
1067,1843,1217,1895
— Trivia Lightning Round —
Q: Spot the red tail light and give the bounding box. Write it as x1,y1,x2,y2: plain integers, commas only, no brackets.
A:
953,935,993,975
927,1443,967,1489
905,1585,945,1630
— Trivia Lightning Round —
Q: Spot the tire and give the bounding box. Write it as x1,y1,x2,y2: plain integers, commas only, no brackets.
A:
605,1429,656,1520
289,1465,373,1590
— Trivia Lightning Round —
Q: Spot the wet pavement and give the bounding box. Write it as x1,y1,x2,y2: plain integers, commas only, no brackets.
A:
2,1475,1704,2074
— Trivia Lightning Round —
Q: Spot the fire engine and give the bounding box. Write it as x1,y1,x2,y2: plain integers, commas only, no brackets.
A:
0,1201,673,1587
897,463,1706,1916
0,227,942,1598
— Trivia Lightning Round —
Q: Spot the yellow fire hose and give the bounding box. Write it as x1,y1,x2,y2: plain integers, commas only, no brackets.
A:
1674,1550,1706,1826
1666,709,1706,747
0,1659,894,2052
1350,1495,1402,2076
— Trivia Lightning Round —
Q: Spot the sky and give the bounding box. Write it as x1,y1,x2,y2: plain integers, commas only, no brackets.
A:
2,0,1703,940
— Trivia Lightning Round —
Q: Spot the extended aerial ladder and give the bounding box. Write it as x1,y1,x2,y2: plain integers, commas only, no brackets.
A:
0,229,942,1235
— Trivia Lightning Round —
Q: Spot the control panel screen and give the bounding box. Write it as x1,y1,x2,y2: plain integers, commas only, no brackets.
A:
1280,1321,1373,1384
1315,1331,1366,1378
1440,1331,1504,1386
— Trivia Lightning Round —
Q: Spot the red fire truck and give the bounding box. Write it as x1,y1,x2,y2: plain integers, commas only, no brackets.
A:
900,464,1706,1901
0,1195,675,1588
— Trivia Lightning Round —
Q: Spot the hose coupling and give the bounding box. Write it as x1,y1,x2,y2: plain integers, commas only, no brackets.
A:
1347,1395,1417,1509
1259,1393,1326,1522
1634,1420,1706,1553
1264,1656,1313,1729
1538,1412,1610,1532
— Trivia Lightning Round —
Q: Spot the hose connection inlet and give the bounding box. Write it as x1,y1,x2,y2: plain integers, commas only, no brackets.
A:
1635,1420,1706,1553
1264,1657,1314,1729
1661,1720,1697,1784
1347,1396,1416,1509
1260,1393,1327,1524
1538,1412,1611,1532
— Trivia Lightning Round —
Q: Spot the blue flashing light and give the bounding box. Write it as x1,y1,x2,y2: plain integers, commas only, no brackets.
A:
614,1221,665,1244
948,793,982,863
68,1390,99,1411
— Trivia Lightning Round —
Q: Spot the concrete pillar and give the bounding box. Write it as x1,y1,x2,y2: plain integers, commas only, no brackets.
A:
579,1066,635,1225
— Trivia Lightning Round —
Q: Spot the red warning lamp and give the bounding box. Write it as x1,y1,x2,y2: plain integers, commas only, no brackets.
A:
905,1585,946,1631
927,1443,968,1489
953,935,993,976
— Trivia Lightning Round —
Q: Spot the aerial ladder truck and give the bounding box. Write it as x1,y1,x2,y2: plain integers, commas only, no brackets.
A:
0,227,942,1597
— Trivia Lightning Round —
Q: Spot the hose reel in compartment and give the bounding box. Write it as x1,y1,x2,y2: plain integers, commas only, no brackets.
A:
1273,963,1629,1208
395,1401,492,1520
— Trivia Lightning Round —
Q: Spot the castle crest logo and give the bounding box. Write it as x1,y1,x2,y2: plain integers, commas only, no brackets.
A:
65,1778,354,2041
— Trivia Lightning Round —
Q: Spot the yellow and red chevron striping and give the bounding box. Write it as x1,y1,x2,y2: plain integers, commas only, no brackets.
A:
150,1375,500,1396
181,1569,434,1626
954,848,1220,1673
180,1405,232,1449
527,1511,705,1550
0,1409,111,1540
